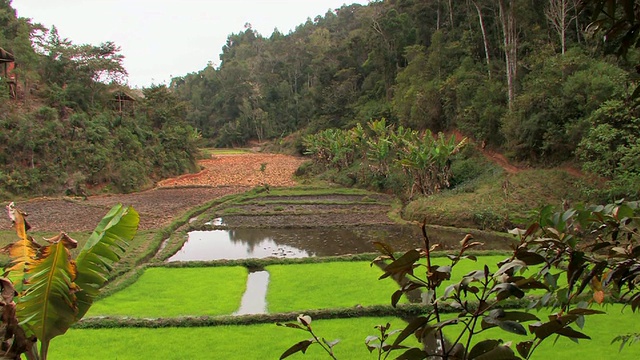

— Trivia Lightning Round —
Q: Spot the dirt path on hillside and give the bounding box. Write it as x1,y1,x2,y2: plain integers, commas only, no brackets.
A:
3,154,306,232
449,130,520,174
449,130,586,177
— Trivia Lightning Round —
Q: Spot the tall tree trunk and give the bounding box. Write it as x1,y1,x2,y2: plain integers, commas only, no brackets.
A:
471,0,491,78
437,0,441,30
546,0,579,55
573,0,581,44
498,0,517,111
561,25,566,54
448,0,454,28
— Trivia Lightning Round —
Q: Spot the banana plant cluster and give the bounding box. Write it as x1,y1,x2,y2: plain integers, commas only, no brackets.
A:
1,202,139,360
279,200,639,359
302,119,466,196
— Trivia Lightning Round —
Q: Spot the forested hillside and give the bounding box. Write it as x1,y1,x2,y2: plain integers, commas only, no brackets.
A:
171,0,639,195
2,0,639,198
0,0,198,196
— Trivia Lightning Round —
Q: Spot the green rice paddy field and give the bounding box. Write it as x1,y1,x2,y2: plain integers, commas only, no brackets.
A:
88,256,514,317
88,267,248,317
51,307,638,360
71,258,640,359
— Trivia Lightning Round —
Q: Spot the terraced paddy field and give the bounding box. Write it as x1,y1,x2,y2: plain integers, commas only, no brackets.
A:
88,267,248,318
75,253,634,360
6,160,638,360
90,256,524,318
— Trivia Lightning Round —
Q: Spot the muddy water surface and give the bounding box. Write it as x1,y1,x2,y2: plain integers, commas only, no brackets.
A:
168,224,512,262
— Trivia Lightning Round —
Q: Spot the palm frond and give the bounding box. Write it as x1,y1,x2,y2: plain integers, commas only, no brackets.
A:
74,204,139,319
16,236,78,346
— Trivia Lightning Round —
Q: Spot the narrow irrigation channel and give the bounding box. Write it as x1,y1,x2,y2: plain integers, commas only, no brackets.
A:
234,270,269,315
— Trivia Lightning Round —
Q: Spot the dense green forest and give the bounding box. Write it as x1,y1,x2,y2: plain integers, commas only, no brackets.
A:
0,0,199,196
170,0,639,197
1,0,639,198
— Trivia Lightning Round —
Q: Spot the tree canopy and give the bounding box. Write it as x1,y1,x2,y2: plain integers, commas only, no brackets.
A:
2,0,640,196
0,2,199,196
169,0,638,193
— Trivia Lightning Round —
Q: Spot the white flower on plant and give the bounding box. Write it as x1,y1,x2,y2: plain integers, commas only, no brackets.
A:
297,314,312,327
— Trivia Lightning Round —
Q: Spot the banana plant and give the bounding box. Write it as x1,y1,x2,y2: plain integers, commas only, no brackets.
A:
2,202,139,360
398,131,467,196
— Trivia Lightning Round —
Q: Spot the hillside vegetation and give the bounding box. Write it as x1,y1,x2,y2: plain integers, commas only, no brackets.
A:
1,0,639,200
171,0,639,199
0,2,199,197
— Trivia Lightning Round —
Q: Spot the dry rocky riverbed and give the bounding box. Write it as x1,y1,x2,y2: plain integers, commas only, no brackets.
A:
4,153,309,232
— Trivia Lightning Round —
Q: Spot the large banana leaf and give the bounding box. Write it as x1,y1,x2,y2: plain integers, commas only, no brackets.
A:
16,236,79,359
3,203,138,360
74,204,139,319
2,204,40,293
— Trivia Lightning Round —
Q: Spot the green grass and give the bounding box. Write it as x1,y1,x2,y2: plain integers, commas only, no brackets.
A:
265,256,546,313
49,317,410,360
427,254,559,298
441,304,639,360
88,255,554,319
88,267,248,318
266,262,408,312
48,308,639,359
201,148,252,156
529,304,639,359
404,168,588,230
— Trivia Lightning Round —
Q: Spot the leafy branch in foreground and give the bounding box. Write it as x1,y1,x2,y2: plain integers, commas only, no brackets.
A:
277,315,340,360
1,202,139,360
611,333,640,352
278,199,639,359
364,322,407,360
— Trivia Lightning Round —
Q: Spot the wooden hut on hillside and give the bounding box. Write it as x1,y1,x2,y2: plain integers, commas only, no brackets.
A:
0,47,17,99
109,87,141,114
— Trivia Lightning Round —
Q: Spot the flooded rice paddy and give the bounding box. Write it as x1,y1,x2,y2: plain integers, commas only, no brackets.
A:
165,219,513,315
168,222,512,262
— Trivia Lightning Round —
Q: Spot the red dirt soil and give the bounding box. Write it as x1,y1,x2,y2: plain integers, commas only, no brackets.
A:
5,154,306,232
157,153,306,188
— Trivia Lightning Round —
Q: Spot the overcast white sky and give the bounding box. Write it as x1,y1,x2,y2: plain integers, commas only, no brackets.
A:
12,0,369,88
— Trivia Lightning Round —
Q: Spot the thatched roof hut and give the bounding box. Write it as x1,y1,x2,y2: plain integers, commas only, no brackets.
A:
109,87,140,113
1,47,17,98
0,47,15,63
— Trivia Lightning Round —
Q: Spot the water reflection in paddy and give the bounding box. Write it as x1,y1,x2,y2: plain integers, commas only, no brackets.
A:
234,271,269,315
167,225,512,262
169,230,309,261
